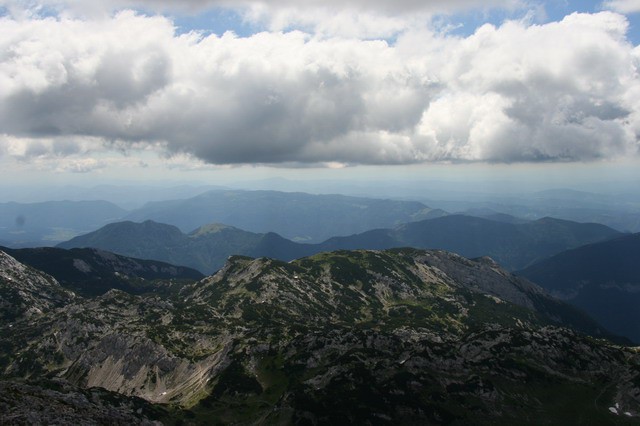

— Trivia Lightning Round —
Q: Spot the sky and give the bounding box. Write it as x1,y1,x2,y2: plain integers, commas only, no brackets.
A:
1,0,640,189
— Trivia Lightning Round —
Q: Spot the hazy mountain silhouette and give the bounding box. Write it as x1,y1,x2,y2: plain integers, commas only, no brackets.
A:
59,215,620,274
318,215,620,270
124,190,446,243
518,233,640,343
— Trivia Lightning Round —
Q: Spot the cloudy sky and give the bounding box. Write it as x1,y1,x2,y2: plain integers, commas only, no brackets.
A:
1,0,640,186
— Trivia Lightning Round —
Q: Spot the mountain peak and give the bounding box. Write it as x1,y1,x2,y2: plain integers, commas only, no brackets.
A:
185,248,609,340
189,223,238,237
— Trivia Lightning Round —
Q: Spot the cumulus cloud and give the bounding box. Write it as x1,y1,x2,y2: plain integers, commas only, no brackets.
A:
0,0,526,39
0,10,639,166
413,12,640,162
241,0,525,36
602,0,640,14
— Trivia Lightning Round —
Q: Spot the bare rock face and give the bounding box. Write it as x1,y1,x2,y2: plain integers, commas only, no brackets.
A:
1,248,639,424
70,332,233,405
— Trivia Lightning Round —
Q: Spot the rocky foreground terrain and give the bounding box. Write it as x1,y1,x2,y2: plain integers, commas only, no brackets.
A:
1,248,640,424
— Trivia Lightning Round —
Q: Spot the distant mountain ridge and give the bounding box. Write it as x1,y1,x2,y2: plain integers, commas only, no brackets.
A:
319,215,621,270
59,214,621,274
427,188,640,233
1,190,449,249
517,232,640,343
58,220,288,274
124,189,447,242
2,246,204,297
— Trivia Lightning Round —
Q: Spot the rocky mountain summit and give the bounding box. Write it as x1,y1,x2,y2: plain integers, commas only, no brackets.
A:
1,248,639,424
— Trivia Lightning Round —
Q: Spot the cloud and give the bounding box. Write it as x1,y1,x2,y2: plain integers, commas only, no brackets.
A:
132,0,519,14
0,0,526,39
0,134,104,162
602,0,640,14
0,10,639,166
0,0,524,16
240,0,525,36
413,12,640,162
55,157,106,173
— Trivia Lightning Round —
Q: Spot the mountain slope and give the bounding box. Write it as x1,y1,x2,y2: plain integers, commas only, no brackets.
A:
56,220,186,260
2,246,204,297
124,189,445,242
517,233,640,343
1,248,638,424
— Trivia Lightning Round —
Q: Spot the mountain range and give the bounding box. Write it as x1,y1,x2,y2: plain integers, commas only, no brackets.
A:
58,215,621,274
54,214,638,344
3,184,640,423
2,187,639,251
518,232,640,343
1,247,639,424
57,221,290,274
0,190,447,247
423,188,640,233
317,214,620,270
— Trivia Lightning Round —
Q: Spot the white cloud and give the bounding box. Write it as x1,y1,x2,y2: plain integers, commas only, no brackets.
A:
55,157,106,173
1,0,527,39
0,10,638,166
240,0,525,37
413,12,639,162
602,0,640,14
0,0,524,16
0,134,104,160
